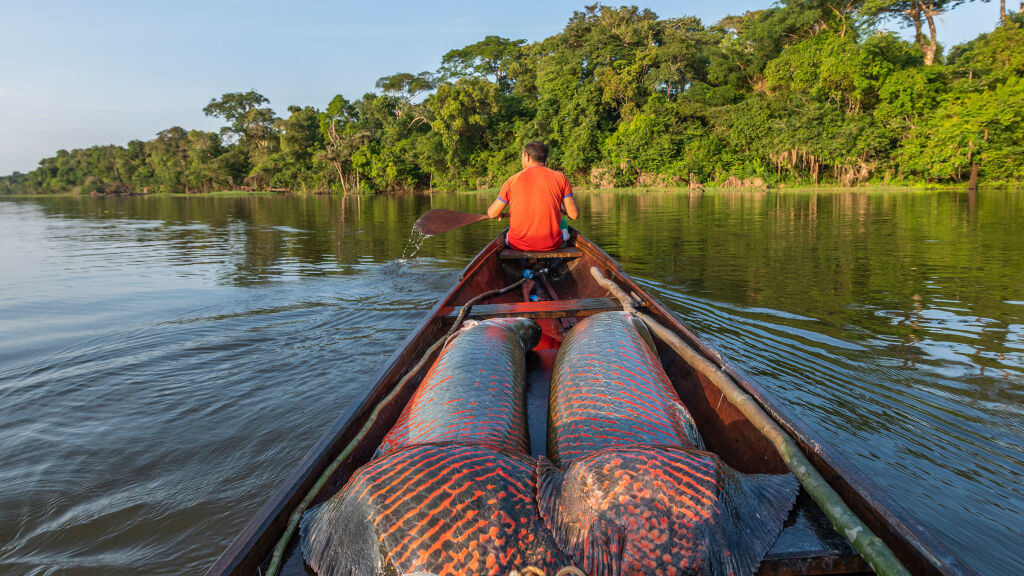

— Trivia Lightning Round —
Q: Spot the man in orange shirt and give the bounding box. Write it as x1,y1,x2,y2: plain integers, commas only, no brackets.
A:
486,141,579,252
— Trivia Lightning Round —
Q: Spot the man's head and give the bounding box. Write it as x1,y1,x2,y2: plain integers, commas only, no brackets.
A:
522,141,548,167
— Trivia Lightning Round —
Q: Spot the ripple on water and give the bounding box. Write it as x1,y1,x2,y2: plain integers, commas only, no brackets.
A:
0,245,456,575
637,277,1024,575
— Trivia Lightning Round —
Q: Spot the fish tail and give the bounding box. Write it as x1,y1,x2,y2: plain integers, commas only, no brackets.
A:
537,447,798,576
300,497,387,576
304,444,569,576
536,456,624,576
709,463,800,576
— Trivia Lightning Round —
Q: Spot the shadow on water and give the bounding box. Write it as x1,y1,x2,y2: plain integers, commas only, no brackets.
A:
0,189,1021,575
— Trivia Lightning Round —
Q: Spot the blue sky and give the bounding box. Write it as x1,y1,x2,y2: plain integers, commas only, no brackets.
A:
0,0,1006,175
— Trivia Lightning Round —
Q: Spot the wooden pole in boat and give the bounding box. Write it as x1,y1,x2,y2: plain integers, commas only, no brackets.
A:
590,266,912,576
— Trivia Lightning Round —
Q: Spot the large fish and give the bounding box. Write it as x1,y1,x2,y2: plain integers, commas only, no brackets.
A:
301,317,573,576
303,443,568,576
539,311,798,576
546,311,703,464
375,317,540,458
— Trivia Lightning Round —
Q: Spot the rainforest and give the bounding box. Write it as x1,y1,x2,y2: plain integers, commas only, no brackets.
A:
3,1,1023,195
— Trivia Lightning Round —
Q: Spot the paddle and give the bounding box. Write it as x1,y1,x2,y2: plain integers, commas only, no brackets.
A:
413,209,490,235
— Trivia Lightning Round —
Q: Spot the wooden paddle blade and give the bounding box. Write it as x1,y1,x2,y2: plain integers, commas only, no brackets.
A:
413,209,490,235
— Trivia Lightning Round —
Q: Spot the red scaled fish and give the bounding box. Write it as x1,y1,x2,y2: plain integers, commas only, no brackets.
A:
375,317,540,458
546,311,703,464
539,311,798,576
301,317,573,576
302,443,568,576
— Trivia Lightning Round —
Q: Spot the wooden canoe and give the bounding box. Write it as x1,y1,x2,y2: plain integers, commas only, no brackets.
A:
206,229,974,576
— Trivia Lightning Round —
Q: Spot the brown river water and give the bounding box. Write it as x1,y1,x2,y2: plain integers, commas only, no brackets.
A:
0,189,1020,575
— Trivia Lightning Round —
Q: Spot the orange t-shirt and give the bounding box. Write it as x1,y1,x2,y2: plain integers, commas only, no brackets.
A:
497,165,573,251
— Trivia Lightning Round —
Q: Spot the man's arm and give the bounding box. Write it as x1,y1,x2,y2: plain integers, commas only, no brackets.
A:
562,195,579,220
487,198,507,219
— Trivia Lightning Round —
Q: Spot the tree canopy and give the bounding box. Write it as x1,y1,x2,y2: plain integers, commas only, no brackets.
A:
4,2,1022,196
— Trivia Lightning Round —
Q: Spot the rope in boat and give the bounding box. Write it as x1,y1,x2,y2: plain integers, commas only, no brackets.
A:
264,276,527,576
589,266,912,576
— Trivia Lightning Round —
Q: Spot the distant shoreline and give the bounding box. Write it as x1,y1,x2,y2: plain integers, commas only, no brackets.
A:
5,183,1024,200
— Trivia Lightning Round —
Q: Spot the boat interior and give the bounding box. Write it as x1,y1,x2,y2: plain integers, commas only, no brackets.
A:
270,237,871,575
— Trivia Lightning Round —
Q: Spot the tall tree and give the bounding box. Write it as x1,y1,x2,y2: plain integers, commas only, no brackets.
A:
427,77,501,175
320,95,364,194
203,90,279,166
439,36,526,92
863,0,975,65
146,127,189,192
375,72,436,121
647,16,712,100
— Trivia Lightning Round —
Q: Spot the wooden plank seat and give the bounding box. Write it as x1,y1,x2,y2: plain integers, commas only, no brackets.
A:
445,297,620,320
498,248,583,260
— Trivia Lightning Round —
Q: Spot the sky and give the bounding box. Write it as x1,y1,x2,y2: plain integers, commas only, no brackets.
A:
0,0,1007,176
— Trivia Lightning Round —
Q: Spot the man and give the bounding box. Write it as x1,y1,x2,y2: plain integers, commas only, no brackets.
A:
487,141,579,251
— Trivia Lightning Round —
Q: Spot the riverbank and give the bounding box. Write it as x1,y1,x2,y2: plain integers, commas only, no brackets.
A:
5,182,1020,200
453,183,1003,196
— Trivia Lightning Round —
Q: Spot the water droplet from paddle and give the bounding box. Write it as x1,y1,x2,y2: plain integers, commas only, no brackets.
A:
386,226,433,273
399,226,431,262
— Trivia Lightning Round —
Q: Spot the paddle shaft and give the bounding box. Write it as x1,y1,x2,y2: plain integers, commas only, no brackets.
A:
590,266,912,576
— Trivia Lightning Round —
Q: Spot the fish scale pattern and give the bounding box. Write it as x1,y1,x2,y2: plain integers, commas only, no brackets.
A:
537,446,797,576
540,311,798,576
376,317,540,458
548,311,703,465
301,317,576,575
302,443,570,576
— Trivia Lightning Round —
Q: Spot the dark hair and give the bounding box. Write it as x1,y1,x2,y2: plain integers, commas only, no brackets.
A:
523,141,548,163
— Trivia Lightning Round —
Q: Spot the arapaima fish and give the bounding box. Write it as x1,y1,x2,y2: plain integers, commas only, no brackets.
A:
302,443,567,576
375,317,540,458
300,318,571,576
539,311,798,576
546,312,703,464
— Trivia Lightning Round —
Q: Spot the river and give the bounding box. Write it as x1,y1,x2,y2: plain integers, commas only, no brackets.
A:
0,189,1020,575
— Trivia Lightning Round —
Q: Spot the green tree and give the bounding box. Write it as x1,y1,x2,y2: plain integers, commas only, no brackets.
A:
862,0,979,65
439,36,526,92
427,78,502,181
203,90,279,168
898,76,1024,180
146,127,189,192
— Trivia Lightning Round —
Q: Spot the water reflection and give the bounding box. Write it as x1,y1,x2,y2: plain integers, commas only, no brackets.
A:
0,189,1021,575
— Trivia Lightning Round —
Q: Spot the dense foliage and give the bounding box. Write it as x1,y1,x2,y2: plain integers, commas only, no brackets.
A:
3,2,1022,195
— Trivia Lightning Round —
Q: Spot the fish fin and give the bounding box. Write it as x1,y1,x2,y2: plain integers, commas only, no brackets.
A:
300,496,386,576
371,442,389,460
673,402,706,450
535,455,564,534
707,463,799,576
536,455,623,576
